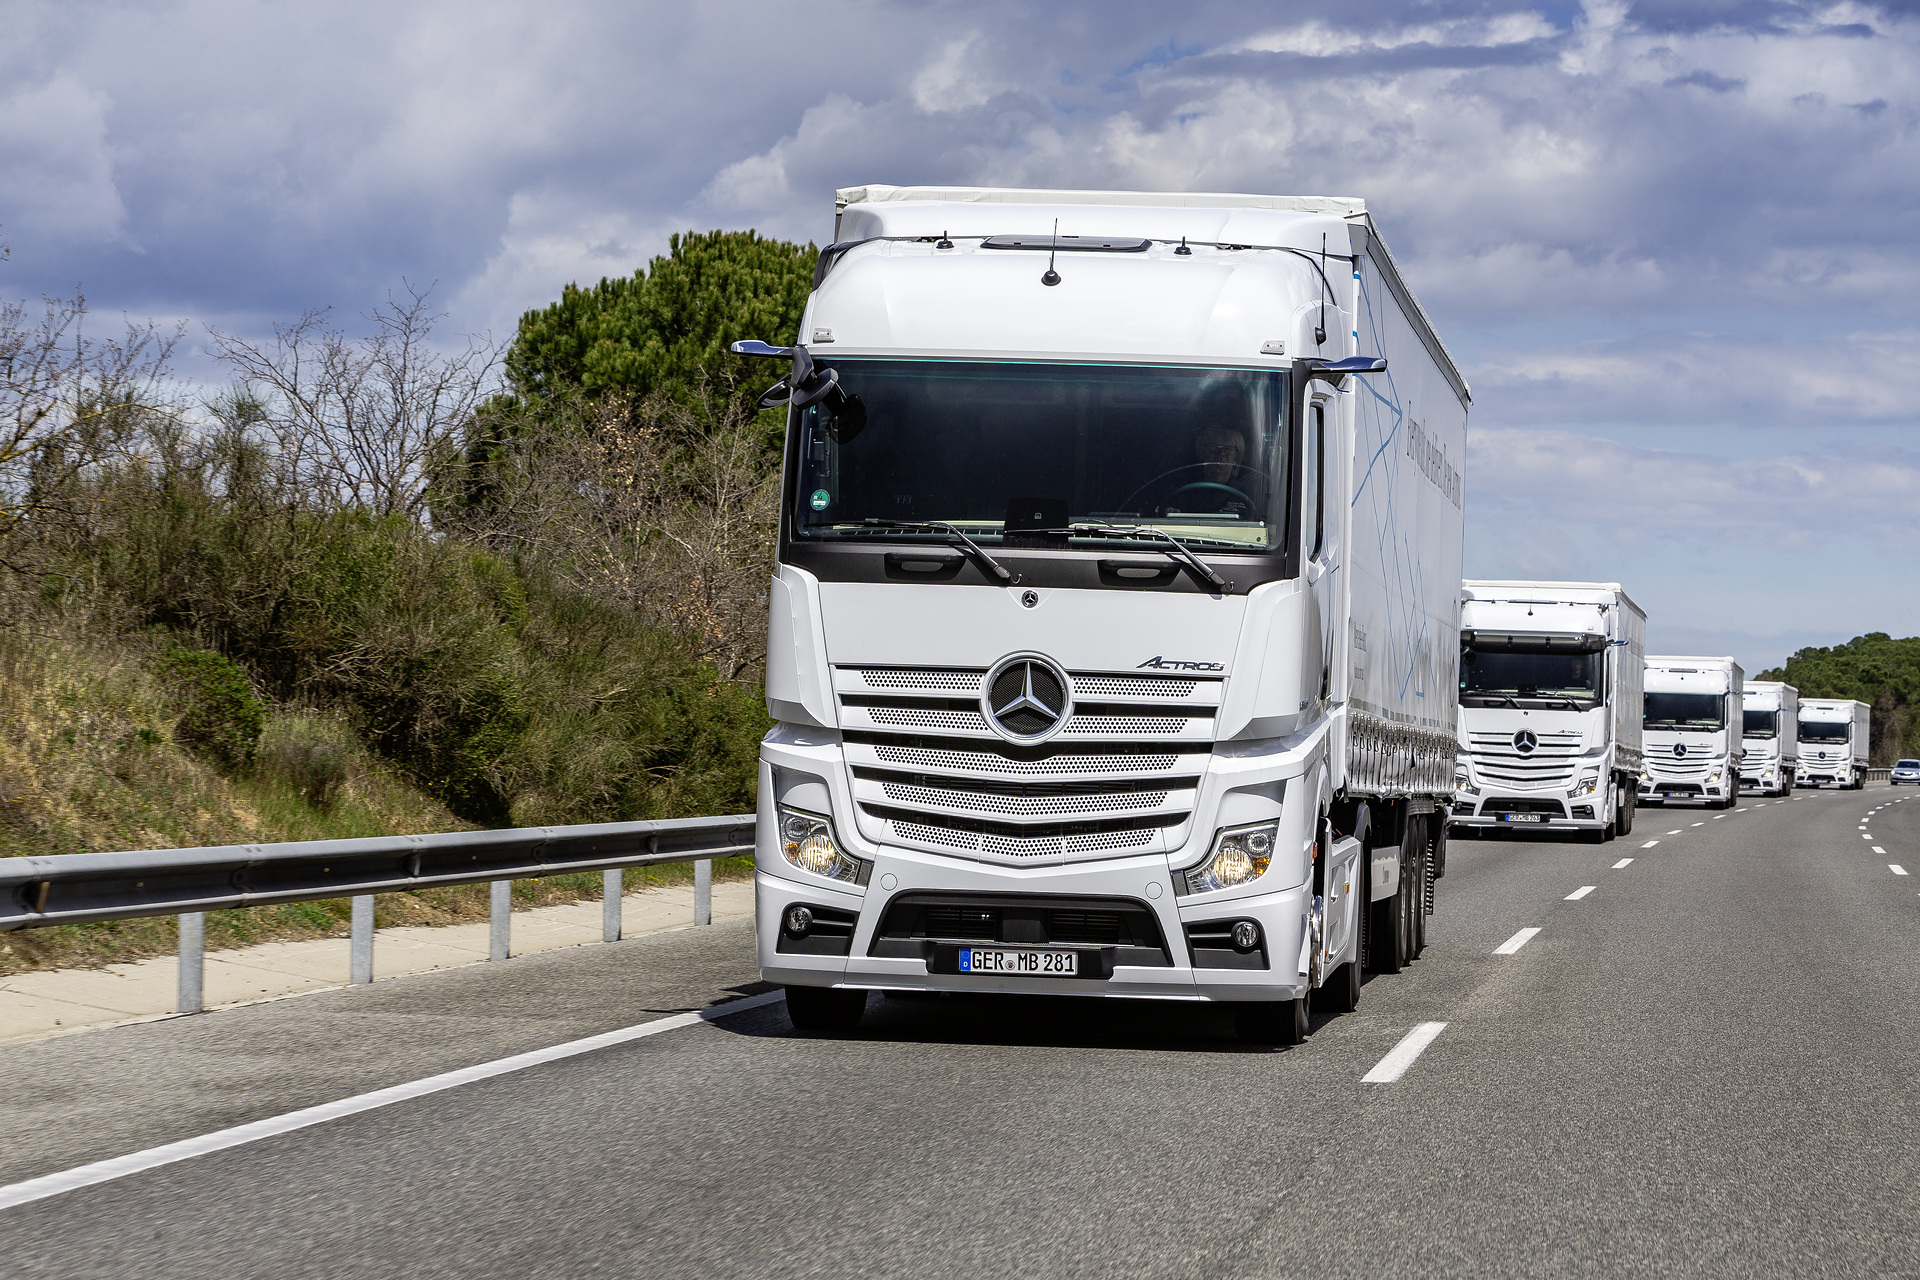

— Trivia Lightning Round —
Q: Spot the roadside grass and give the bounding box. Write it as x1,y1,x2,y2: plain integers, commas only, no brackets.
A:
0,624,752,977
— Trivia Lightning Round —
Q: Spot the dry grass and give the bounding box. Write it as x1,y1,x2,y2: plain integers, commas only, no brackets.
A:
0,621,751,976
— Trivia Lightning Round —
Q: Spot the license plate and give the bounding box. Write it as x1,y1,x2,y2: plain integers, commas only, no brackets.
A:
958,947,1079,976
1499,813,1546,824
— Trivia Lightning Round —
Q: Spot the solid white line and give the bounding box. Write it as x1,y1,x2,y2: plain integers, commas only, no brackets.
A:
1495,927,1541,955
0,990,785,1213
1642,840,1660,848
1362,1022,1449,1083
1565,885,1596,900
1893,865,1909,876
1612,858,1634,869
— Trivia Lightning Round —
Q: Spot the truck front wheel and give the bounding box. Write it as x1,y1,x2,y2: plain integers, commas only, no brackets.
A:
1235,996,1309,1045
785,985,867,1033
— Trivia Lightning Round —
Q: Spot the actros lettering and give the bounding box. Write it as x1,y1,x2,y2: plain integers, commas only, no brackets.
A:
1137,656,1225,672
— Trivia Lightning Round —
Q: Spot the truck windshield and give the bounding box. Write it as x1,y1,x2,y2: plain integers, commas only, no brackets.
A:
1742,709,1778,738
788,359,1290,552
1645,693,1723,730
1459,647,1602,708
1799,721,1850,743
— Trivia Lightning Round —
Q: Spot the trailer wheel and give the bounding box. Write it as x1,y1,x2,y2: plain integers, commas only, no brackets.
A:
784,985,868,1033
1371,835,1409,975
1234,997,1308,1046
1409,822,1429,959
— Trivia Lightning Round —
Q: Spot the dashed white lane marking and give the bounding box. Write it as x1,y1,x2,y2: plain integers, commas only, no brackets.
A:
0,990,786,1212
1668,829,1683,834
1642,840,1660,848
1692,822,1705,827
1875,846,1887,854
1713,815,1725,821
1893,865,1909,876
1565,886,1597,900
1612,858,1634,869
1363,1022,1450,1083
1864,833,1875,840
1495,928,1542,955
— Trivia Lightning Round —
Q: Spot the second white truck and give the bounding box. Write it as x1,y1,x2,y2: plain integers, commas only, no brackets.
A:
1452,581,1645,841
1796,699,1871,789
1641,657,1744,808
1739,680,1798,796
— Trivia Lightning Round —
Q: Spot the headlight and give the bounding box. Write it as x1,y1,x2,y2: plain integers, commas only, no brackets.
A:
1707,769,1722,784
1454,765,1478,796
1573,774,1599,797
1181,821,1276,896
777,807,871,887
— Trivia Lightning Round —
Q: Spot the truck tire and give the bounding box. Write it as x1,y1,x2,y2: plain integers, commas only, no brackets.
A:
1318,951,1361,1013
1371,833,1409,975
1618,784,1635,835
785,985,867,1032
1235,997,1308,1045
1409,821,1429,959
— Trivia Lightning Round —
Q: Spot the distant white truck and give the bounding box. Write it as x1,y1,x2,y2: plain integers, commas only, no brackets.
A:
1796,699,1870,789
1452,581,1645,841
1641,657,1744,808
1739,681,1798,796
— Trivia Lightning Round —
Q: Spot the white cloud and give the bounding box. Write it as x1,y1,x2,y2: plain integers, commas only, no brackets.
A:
0,73,128,249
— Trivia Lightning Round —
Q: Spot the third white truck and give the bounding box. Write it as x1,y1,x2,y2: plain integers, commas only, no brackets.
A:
1796,698,1871,789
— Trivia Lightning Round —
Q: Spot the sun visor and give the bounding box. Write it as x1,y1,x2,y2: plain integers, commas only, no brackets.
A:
1462,630,1607,654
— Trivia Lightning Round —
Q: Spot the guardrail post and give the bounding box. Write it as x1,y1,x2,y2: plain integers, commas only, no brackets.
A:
350,895,374,985
490,879,511,960
602,868,622,942
177,912,205,1014
695,858,711,926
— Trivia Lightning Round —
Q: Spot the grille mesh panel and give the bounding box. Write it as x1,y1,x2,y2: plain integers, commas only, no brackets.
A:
856,668,985,692
891,820,1155,859
1071,676,1201,698
872,744,1182,775
867,707,990,731
880,781,1169,816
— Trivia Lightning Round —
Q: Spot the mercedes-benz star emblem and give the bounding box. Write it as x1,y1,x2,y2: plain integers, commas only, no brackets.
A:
1512,729,1538,755
1674,743,1687,758
983,654,1071,743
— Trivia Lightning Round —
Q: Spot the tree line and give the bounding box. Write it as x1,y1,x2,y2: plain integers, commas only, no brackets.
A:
1758,632,1920,766
0,230,816,830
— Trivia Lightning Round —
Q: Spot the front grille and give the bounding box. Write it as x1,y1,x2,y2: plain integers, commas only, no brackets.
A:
837,663,1220,865
1465,731,1583,790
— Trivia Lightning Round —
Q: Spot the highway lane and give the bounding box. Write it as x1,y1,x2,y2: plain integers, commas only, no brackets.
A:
4,784,1918,1277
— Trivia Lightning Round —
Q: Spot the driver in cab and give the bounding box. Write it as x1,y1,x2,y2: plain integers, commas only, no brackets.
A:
1161,423,1256,517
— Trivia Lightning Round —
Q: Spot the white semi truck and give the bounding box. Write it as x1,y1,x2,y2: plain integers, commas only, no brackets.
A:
1796,699,1871,789
1739,681,1798,796
1452,582,1645,841
737,185,1469,1044
1641,657,1744,808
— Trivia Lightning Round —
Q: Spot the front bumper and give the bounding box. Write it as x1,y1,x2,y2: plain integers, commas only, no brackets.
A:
1449,788,1607,831
758,858,1313,1003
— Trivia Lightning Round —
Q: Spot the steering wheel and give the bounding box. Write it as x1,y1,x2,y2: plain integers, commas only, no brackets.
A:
1118,463,1266,516
1165,481,1254,510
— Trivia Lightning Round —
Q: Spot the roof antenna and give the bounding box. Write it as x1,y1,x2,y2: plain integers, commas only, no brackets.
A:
1042,219,1061,287
1315,232,1328,346
1175,236,1191,256
936,229,953,249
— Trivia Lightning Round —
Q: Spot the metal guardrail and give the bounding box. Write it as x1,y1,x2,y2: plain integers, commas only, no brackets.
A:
0,815,757,1014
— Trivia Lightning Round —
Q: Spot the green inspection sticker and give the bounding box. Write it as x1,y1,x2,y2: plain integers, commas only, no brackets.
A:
809,489,831,511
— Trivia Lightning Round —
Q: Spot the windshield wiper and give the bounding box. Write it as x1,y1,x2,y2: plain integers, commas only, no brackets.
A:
854,519,1012,582
1040,523,1230,590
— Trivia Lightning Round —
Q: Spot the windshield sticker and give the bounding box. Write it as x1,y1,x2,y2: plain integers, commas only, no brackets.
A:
809,489,831,511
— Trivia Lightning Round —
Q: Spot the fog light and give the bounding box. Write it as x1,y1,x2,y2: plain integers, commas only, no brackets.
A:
785,905,814,937
1181,821,1278,895
1230,920,1260,951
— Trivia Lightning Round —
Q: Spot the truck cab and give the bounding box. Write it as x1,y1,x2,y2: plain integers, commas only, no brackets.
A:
1738,680,1797,797
1641,657,1744,808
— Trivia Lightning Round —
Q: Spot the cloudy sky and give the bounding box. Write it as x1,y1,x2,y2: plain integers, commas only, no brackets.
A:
4,0,1916,672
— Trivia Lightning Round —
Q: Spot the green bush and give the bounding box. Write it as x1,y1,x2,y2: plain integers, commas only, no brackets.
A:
153,648,266,770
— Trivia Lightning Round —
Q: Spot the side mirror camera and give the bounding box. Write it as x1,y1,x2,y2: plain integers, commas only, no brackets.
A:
1301,356,1388,386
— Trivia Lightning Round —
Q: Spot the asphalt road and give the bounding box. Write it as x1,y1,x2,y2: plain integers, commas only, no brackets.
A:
4,783,1918,1278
